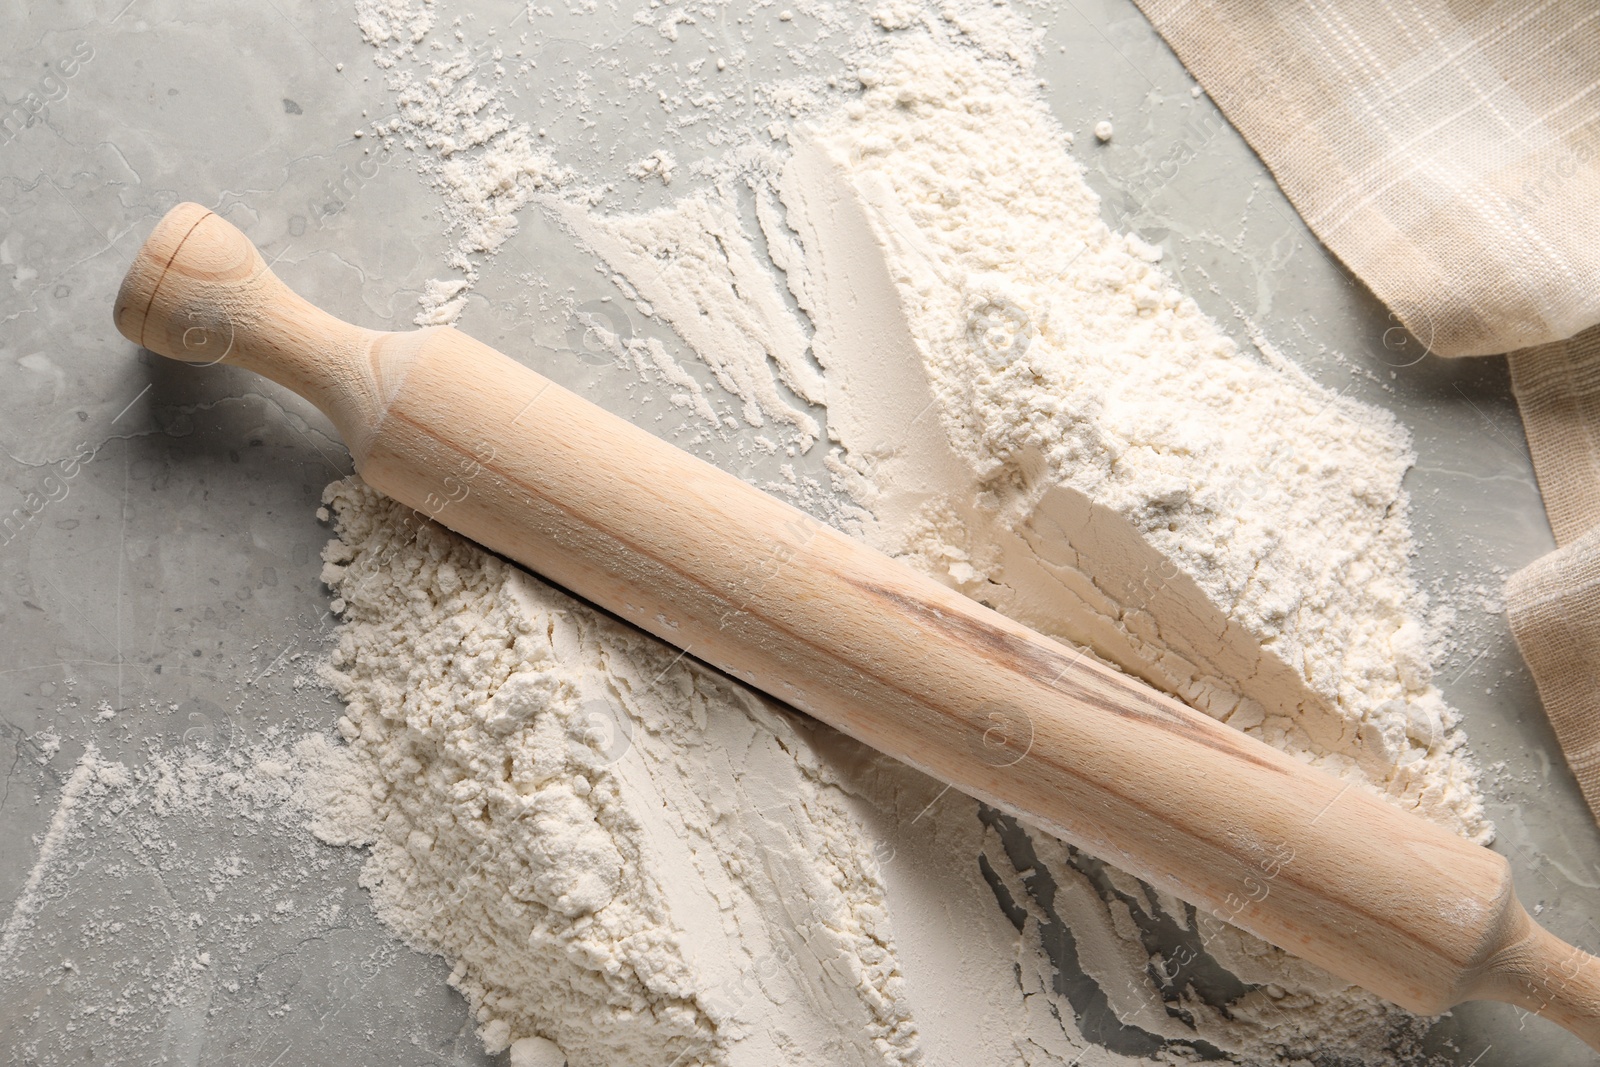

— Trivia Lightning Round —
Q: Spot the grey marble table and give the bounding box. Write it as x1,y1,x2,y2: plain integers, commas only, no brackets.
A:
1,0,1595,1064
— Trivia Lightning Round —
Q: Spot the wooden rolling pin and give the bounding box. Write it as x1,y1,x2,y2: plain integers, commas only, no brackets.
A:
115,202,1600,1052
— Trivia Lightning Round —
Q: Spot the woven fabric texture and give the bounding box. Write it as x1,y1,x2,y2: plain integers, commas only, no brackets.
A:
1133,0,1600,359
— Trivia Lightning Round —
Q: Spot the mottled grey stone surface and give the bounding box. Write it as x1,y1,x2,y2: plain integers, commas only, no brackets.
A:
1,0,1594,1063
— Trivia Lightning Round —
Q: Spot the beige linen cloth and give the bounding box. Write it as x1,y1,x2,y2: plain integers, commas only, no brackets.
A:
1130,0,1600,820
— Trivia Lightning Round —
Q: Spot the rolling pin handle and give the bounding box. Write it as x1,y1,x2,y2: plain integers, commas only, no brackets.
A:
1469,904,1600,1051
114,203,399,460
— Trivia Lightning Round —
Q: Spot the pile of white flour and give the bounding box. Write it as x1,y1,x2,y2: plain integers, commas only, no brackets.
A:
538,13,1487,839
310,479,918,1067
792,28,1487,838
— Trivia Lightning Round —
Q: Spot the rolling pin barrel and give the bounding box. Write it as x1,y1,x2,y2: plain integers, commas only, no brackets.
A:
114,203,1600,1052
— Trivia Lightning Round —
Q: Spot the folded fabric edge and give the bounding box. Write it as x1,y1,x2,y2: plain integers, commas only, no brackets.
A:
1508,329,1600,548
1507,527,1600,825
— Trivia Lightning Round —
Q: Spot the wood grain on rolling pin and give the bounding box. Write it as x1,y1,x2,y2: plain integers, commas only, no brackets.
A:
114,202,1600,1052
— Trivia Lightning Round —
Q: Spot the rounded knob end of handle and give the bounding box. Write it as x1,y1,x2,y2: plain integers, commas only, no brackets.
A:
113,201,412,469
113,202,261,366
